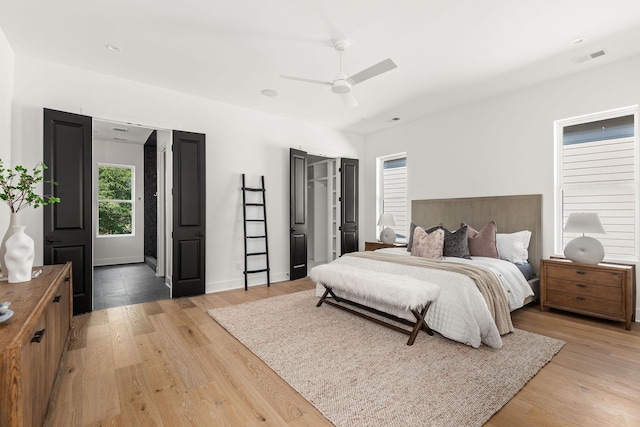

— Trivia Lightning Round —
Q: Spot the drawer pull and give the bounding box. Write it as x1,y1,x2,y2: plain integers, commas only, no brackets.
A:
576,271,586,275
31,329,46,343
53,295,62,303
576,284,587,288
576,297,586,301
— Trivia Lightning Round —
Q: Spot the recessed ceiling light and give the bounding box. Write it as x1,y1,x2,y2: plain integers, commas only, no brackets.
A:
391,117,401,121
261,89,278,97
571,37,585,45
105,44,121,52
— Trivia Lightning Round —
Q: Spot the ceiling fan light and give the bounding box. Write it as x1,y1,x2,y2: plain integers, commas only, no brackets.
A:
332,79,351,94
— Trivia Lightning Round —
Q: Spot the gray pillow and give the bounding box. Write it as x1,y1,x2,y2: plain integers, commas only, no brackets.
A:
441,225,471,259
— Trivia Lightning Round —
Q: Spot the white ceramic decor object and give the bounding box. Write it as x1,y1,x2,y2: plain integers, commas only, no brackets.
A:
4,225,35,283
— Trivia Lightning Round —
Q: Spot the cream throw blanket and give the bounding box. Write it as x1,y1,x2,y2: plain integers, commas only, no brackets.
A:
346,252,514,335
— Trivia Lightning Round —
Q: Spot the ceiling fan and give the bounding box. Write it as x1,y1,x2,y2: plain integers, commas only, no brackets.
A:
280,40,397,108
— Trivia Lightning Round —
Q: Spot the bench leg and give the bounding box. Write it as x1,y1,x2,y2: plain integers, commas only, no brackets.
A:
316,284,339,308
408,303,433,346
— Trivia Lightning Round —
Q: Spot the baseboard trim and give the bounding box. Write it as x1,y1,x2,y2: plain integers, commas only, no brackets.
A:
94,256,144,267
206,271,290,294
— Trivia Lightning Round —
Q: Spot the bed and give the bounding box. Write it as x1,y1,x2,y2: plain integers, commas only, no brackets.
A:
311,194,542,348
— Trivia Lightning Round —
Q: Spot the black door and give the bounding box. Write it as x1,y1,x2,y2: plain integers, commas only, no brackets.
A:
172,130,206,298
340,157,359,255
289,149,308,279
43,109,93,314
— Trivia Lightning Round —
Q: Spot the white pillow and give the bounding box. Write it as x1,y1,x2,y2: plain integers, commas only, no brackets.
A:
496,231,531,263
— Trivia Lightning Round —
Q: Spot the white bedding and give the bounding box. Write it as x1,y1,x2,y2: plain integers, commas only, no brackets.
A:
313,248,534,348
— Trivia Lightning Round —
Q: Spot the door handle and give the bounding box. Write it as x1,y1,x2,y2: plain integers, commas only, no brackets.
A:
46,237,61,244
195,231,204,237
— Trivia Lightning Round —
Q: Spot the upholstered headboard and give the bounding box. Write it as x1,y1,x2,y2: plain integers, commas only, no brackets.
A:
411,194,542,275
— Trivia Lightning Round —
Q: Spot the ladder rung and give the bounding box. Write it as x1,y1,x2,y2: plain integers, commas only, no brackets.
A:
245,268,270,274
242,187,265,192
245,203,264,206
247,235,266,239
247,252,267,256
246,219,265,222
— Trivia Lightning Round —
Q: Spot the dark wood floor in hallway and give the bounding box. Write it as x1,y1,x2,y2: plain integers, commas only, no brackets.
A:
93,263,169,310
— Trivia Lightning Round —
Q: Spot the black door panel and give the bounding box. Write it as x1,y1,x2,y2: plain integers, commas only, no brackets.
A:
289,149,308,279
340,158,359,255
43,108,93,314
172,130,206,297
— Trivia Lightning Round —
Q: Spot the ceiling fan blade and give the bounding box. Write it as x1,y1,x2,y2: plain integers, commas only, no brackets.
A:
341,92,359,108
349,58,397,85
280,75,333,86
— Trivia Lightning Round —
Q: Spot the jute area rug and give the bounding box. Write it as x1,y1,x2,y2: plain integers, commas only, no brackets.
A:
208,290,565,427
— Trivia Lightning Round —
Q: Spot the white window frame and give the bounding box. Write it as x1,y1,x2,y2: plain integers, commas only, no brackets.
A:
97,163,136,237
554,105,639,262
376,152,407,242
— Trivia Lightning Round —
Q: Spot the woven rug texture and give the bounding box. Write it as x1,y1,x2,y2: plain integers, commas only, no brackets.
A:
208,290,565,427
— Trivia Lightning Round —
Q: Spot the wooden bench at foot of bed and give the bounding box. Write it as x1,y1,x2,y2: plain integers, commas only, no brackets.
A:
310,263,441,346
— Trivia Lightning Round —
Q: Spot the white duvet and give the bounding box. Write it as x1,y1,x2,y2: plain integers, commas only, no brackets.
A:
313,249,533,348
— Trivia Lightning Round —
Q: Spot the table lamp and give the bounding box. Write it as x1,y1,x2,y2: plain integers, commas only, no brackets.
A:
563,212,606,264
377,213,396,244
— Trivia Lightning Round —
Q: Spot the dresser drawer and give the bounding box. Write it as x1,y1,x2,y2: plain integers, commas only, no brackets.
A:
545,278,622,301
545,290,623,318
544,263,622,287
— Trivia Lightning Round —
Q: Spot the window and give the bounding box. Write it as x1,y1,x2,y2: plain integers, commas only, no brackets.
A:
555,107,638,261
98,164,134,236
377,154,407,241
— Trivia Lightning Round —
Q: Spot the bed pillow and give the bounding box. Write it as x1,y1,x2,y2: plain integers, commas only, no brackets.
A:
441,225,471,259
410,227,444,260
496,230,532,263
465,220,498,258
407,222,441,252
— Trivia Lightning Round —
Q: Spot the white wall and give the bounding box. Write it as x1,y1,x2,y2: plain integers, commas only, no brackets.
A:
10,55,365,293
364,54,640,316
0,27,14,242
92,138,144,266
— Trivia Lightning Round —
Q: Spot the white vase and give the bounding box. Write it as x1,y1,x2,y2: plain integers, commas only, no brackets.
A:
4,225,35,283
0,213,19,278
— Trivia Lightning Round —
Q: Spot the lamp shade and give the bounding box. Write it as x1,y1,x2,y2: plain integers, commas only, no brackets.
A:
377,214,396,227
564,213,605,234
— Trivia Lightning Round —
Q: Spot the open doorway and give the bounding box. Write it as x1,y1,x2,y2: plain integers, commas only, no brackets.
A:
91,119,171,310
307,154,340,269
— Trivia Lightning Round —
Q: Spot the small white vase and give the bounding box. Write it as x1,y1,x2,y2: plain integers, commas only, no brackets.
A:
4,225,35,283
0,213,19,278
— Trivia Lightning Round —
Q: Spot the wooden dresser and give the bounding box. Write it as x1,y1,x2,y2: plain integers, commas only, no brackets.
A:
540,258,636,330
0,263,73,427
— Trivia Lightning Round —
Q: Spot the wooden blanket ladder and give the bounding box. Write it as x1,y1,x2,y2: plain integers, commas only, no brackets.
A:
241,174,271,290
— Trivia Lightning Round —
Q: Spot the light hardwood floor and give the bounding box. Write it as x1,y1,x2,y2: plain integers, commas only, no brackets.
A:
45,278,640,426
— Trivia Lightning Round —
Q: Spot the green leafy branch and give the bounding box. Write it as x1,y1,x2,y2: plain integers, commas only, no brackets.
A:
0,159,61,213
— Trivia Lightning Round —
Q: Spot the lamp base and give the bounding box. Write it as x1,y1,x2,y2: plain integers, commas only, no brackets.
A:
380,227,396,245
563,236,604,264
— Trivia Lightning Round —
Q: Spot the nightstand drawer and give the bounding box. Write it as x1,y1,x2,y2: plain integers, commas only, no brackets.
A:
545,290,623,317
545,279,622,301
544,264,622,287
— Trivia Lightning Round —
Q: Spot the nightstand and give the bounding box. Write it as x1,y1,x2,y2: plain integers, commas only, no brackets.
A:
364,241,407,251
540,258,636,330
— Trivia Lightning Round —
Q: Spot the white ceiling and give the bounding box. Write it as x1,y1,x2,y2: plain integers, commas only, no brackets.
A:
2,1,640,135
